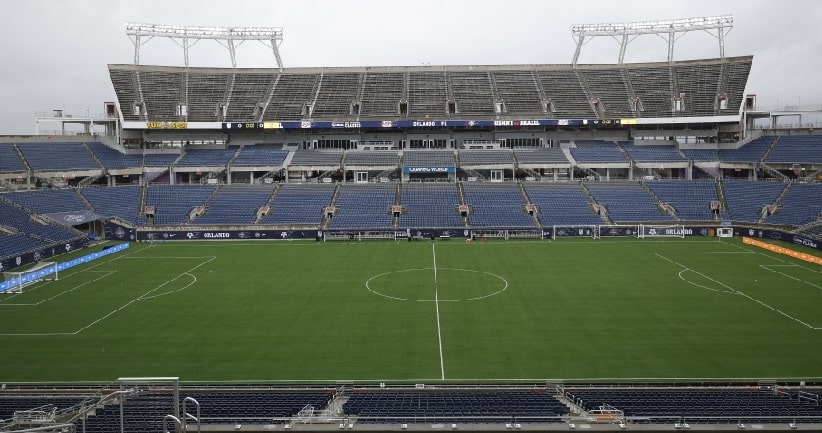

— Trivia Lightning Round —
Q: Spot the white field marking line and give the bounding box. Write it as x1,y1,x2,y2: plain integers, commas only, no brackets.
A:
759,265,822,291
432,243,446,381
366,267,509,302
656,253,737,294
656,252,820,330
72,256,215,335
0,255,215,337
0,244,150,301
719,238,822,273
0,271,117,306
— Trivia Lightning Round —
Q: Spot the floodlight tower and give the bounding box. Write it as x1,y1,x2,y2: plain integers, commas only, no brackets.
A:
571,15,733,66
126,23,284,70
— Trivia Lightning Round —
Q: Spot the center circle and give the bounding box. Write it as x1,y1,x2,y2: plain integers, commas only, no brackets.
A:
365,267,508,302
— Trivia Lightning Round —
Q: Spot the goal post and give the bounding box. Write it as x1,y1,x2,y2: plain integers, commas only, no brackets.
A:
637,224,686,239
1,261,58,294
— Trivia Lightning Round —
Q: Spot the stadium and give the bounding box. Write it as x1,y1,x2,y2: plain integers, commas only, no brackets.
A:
1,13,822,433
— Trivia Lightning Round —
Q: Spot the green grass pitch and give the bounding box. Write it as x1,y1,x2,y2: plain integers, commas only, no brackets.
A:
1,237,821,383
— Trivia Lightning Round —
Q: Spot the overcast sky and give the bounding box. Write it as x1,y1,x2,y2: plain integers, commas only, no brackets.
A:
1,0,820,135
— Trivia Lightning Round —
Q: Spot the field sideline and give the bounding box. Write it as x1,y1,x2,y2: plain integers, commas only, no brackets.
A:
1,237,821,383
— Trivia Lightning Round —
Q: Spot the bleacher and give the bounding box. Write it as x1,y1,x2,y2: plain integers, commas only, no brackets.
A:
537,70,595,118
492,71,544,115
288,150,343,167
765,183,822,226
449,71,495,116
78,391,333,432
0,200,84,244
3,189,89,215
359,72,404,117
462,183,535,228
578,69,634,118
586,182,674,223
343,390,569,424
797,224,822,241
624,66,672,116
645,180,722,221
138,70,183,120
569,141,629,164
680,148,720,161
262,73,320,121
86,142,142,170
766,136,822,164
0,233,50,259
174,148,236,168
722,180,787,223
187,72,229,120
231,145,289,167
328,183,396,229
311,73,361,118
621,143,687,163
568,388,822,424
407,71,448,117
0,396,88,421
143,184,217,225
458,150,513,165
522,182,602,226
719,136,776,163
344,151,399,167
260,183,336,226
402,150,456,168
398,183,464,228
0,143,27,173
224,73,275,121
79,393,171,433
16,142,99,171
143,153,180,167
79,185,142,224
194,185,274,225
513,148,570,165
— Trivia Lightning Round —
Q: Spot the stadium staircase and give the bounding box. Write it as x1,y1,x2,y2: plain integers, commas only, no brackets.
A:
77,144,106,187
517,181,542,227
320,183,343,229
456,182,469,226
759,137,790,180
254,184,281,224
759,181,794,223
393,183,403,227
715,177,730,220
641,181,680,221
580,182,613,224
138,184,149,225
572,70,601,118
73,188,95,211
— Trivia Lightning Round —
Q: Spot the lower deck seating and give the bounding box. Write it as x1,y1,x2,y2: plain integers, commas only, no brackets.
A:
343,390,569,424
568,389,822,424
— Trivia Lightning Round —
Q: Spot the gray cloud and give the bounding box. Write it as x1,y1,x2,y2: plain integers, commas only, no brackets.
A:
1,0,820,134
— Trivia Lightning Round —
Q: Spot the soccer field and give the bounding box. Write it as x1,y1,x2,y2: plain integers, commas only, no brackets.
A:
1,237,821,383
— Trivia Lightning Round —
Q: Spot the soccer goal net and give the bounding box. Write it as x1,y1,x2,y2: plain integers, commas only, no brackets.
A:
1,261,58,294
637,224,687,239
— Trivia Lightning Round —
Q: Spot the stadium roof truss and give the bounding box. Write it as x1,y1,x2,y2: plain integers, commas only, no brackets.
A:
126,22,284,70
571,15,734,66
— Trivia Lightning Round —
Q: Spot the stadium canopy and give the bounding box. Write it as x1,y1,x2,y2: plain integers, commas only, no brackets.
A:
571,15,734,65
126,22,284,69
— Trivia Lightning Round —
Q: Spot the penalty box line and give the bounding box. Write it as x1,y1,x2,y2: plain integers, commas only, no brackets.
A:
0,255,216,337
655,253,821,330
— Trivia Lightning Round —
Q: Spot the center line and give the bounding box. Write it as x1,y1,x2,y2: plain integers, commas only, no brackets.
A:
432,243,445,380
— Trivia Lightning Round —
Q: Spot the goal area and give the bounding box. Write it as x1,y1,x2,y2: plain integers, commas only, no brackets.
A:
1,262,58,294
637,224,687,239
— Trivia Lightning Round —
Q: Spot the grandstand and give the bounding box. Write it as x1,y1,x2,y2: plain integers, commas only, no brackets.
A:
2,14,822,433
